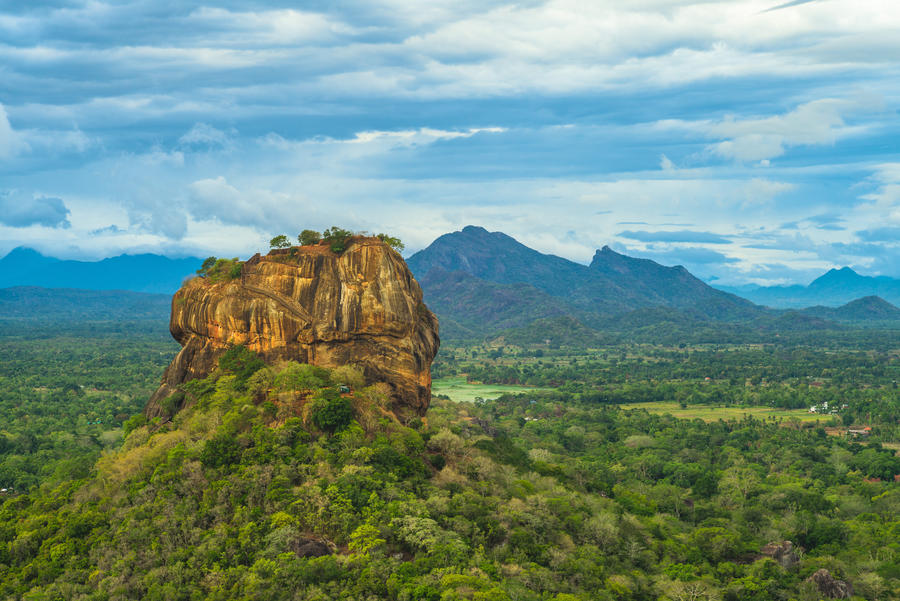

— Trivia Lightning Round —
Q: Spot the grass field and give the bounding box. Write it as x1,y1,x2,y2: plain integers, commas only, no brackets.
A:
432,376,549,403
619,401,834,424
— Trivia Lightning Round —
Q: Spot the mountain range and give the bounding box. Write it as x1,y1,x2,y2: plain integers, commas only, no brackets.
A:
406,226,765,339
717,267,900,309
4,229,900,341
0,247,201,293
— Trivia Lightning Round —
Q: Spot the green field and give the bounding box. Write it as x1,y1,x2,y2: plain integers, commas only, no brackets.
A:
432,376,549,403
619,401,833,423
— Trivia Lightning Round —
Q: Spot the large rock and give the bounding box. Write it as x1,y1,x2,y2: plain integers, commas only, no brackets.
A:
806,569,853,599
759,540,799,569
146,238,439,418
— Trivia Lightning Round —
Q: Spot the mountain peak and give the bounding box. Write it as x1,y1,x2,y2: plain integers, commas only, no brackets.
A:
1,246,50,262
809,266,867,289
460,225,489,235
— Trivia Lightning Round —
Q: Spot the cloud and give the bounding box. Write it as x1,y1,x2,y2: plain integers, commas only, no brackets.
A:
0,104,28,158
632,246,738,265
763,0,824,12
655,97,884,163
617,229,732,244
0,192,71,228
179,123,233,148
90,224,125,236
856,226,900,243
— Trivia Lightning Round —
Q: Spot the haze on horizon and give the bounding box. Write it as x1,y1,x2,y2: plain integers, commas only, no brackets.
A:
0,0,898,286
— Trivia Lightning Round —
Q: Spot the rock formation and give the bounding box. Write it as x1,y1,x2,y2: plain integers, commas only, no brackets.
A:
806,569,853,599
146,237,439,418
759,540,799,569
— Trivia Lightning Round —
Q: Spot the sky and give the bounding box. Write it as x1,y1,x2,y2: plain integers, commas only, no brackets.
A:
0,0,898,286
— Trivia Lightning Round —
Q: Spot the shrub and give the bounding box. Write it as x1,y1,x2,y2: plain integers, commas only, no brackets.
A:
310,388,354,433
298,229,321,246
376,233,404,252
218,345,266,386
196,257,243,282
322,226,354,253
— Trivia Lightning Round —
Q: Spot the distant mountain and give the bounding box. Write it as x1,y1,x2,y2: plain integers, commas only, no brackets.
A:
407,226,765,340
0,247,202,293
717,267,900,309
0,286,170,321
801,296,900,322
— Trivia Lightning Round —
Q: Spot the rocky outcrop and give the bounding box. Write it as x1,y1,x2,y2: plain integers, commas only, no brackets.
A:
760,541,799,569
146,237,439,418
806,569,853,599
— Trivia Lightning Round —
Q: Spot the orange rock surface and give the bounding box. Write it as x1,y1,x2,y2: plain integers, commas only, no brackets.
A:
146,238,439,418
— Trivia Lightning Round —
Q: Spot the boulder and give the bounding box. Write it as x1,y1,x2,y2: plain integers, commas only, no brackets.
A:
806,569,853,599
760,540,799,569
146,237,439,418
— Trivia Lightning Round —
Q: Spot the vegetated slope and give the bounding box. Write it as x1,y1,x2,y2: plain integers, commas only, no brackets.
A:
589,246,759,320
406,226,770,341
801,296,900,322
2,355,898,600
719,267,900,309
0,247,201,293
0,286,171,321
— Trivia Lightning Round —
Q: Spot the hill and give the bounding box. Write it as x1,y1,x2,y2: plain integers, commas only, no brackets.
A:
800,295,900,322
0,247,202,293
407,226,764,340
718,267,900,308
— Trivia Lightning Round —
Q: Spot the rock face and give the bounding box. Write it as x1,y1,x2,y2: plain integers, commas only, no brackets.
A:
806,569,853,599
146,238,439,418
760,541,799,569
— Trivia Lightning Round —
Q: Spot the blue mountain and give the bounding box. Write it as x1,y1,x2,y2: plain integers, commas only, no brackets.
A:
717,267,900,309
0,247,202,293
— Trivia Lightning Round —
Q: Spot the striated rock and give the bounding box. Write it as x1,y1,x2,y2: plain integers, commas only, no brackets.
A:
806,569,853,599
760,540,799,569
146,237,439,418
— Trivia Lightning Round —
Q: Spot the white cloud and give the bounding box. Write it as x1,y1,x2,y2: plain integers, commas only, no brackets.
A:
652,96,884,162
179,123,233,148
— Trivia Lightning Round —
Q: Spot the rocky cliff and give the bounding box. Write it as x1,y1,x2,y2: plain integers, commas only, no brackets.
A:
146,237,439,418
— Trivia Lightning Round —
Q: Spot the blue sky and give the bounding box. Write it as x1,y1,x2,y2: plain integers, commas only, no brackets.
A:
0,0,898,285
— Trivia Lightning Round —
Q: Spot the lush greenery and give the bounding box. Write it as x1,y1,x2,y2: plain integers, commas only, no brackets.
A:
267,228,405,254
0,340,898,599
0,323,177,492
433,343,900,442
196,257,243,282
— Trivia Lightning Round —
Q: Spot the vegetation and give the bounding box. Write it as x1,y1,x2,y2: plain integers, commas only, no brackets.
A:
196,256,243,282
377,233,405,253
1,351,898,599
269,235,291,249
298,230,321,246
321,226,354,253
0,324,176,491
2,307,899,600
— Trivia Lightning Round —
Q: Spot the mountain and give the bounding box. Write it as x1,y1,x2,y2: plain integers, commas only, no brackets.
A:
0,247,202,293
801,296,900,322
407,226,763,340
717,267,900,309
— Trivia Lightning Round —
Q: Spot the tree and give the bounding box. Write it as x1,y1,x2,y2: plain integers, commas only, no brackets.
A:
310,388,353,433
298,230,321,246
322,227,354,253
197,256,217,275
269,235,291,249
376,233,404,252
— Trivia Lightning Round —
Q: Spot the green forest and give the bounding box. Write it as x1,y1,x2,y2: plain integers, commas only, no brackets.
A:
0,321,898,600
